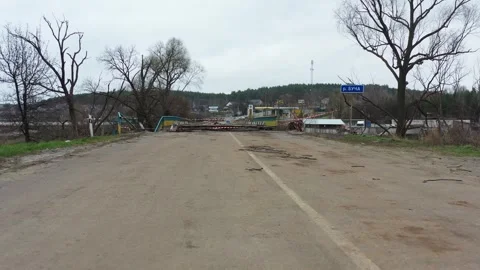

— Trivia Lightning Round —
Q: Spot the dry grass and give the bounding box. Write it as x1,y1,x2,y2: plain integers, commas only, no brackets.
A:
423,127,480,147
333,133,480,157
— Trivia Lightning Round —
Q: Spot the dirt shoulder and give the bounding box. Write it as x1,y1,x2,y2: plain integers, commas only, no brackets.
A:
0,133,144,175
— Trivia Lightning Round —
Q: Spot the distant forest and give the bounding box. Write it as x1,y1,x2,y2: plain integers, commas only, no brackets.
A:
174,83,480,122
174,83,392,107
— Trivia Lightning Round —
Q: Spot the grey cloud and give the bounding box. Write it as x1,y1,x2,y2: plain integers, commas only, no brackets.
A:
1,0,479,93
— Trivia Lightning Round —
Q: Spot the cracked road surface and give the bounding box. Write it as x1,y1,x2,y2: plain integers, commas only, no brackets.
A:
1,132,479,269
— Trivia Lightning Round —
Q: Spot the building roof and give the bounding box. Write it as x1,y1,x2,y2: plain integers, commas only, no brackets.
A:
255,107,299,110
303,119,345,126
249,99,263,105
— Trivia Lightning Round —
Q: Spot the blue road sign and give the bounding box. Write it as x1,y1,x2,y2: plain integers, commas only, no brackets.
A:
341,85,365,93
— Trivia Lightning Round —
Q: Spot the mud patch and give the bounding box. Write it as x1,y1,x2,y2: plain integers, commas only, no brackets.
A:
450,230,470,240
383,232,459,254
448,200,476,208
240,145,317,160
183,219,194,228
56,186,86,199
362,221,375,229
248,185,259,193
251,230,281,239
320,150,343,159
240,145,286,155
246,167,263,172
278,154,317,160
339,204,360,210
417,236,459,253
403,226,425,234
326,168,354,175
185,240,199,249
294,162,308,167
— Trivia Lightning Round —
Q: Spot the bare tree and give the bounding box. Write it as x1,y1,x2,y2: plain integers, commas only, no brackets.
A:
409,55,461,133
472,60,480,122
0,25,50,142
149,38,205,115
336,0,480,136
83,76,124,134
99,46,162,128
473,59,480,92
9,16,88,137
100,38,205,128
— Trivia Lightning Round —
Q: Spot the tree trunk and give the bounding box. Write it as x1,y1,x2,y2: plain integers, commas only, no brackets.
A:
22,91,31,142
65,95,79,137
136,109,155,130
23,120,31,142
136,107,146,126
15,84,31,143
396,74,407,137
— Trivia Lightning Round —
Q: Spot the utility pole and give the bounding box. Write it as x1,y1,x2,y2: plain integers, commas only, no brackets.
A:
350,104,353,130
309,60,314,110
310,60,314,86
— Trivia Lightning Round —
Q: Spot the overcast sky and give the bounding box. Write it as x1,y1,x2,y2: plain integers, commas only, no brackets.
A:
1,0,479,93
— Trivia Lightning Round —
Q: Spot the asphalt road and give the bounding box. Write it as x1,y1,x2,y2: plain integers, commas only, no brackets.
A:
1,132,479,269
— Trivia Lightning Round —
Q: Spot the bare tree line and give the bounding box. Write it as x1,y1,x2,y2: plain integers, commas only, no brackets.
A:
99,39,205,129
0,16,205,142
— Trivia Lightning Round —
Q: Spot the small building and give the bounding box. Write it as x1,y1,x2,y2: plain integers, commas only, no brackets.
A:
303,119,346,134
208,106,219,113
254,106,301,119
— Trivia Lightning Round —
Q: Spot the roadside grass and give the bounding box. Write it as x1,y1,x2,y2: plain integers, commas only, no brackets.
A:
337,134,480,157
0,136,119,158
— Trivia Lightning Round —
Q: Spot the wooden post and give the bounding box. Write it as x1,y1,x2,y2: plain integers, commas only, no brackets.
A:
88,115,94,137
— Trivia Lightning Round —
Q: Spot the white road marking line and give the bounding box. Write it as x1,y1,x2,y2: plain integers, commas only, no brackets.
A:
230,132,381,270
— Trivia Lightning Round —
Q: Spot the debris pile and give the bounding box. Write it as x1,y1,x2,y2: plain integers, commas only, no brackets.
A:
240,145,317,160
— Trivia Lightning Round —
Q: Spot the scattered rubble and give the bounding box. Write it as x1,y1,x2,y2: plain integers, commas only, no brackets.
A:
240,145,317,160
246,168,263,172
239,145,286,155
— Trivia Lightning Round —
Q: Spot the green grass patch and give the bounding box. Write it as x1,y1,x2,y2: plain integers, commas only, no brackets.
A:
337,134,480,157
0,136,119,158
433,144,480,157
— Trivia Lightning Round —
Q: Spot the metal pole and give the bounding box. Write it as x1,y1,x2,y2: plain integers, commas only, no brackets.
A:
310,60,314,85
117,112,122,135
350,104,353,130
